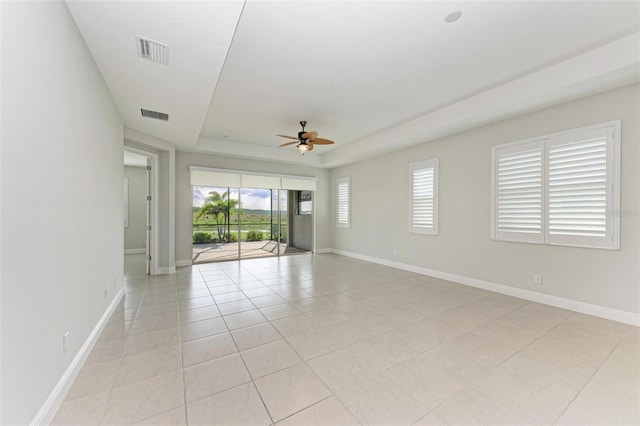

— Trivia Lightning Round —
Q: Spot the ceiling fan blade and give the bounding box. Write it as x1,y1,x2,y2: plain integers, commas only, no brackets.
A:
309,137,334,145
302,131,318,141
307,143,314,151
278,141,299,147
276,134,298,140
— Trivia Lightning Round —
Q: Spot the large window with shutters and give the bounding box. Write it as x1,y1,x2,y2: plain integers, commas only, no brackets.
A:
336,176,350,228
491,120,620,250
410,159,438,235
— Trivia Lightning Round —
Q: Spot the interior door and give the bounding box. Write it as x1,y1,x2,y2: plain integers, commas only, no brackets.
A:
145,157,151,275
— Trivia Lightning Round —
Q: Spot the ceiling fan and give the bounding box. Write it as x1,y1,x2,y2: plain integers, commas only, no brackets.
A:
277,121,334,155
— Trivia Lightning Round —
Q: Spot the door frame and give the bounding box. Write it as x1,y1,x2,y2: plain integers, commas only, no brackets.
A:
124,147,159,275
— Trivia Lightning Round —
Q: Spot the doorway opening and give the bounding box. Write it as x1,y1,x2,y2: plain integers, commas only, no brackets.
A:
192,186,312,264
124,148,156,276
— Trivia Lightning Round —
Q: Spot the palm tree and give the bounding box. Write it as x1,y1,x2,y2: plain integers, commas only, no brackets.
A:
219,192,239,242
195,190,240,242
195,191,225,241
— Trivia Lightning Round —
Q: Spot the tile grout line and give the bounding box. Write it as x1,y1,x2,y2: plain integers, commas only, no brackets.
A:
549,324,631,424
177,267,203,425
96,277,149,425
215,265,276,425
405,308,581,424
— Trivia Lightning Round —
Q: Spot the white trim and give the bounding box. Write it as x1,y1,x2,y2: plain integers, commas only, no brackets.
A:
124,146,160,275
176,259,193,267
123,177,129,228
314,248,333,254
169,150,176,274
31,287,125,426
124,248,146,255
157,266,176,275
329,248,639,326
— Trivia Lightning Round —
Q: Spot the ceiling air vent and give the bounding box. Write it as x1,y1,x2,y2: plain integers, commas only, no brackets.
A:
135,36,169,65
141,109,169,121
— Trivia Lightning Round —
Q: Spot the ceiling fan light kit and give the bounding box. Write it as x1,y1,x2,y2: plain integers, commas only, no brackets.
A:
297,142,310,155
277,120,334,155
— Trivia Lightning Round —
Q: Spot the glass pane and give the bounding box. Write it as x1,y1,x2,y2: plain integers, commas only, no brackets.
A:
239,187,276,259
279,190,288,251
270,189,279,244
192,186,239,263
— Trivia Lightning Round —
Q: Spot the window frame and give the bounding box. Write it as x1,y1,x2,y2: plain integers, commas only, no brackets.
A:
409,158,439,235
491,139,545,244
491,120,621,250
336,176,351,229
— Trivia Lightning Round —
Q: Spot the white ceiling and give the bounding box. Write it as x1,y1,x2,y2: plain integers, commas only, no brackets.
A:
67,1,640,169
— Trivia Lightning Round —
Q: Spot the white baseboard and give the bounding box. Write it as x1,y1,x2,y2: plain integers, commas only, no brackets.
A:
314,248,333,254
124,248,146,254
157,266,176,275
331,248,640,327
31,286,125,425
176,259,193,267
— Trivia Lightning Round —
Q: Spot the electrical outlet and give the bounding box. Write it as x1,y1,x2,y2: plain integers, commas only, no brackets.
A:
63,331,70,353
533,274,542,285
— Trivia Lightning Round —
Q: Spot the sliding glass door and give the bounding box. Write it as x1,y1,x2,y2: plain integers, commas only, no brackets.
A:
192,183,313,264
192,186,239,263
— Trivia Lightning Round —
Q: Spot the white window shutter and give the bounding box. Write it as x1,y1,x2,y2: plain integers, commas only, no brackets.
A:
410,159,438,235
493,141,544,243
545,126,618,249
491,120,620,250
336,177,350,228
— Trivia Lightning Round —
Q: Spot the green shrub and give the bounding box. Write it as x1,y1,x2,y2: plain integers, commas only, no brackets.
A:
247,230,264,241
193,232,212,244
224,232,238,242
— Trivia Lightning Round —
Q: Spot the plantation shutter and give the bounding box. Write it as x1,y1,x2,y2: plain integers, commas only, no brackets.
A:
410,159,438,235
493,141,544,243
545,126,616,248
492,120,619,250
336,177,350,228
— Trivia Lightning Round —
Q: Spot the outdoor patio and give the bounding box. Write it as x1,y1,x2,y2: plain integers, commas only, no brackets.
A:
192,240,308,263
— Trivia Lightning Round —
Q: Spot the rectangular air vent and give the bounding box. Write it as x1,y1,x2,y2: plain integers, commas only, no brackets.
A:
140,109,169,121
135,36,169,65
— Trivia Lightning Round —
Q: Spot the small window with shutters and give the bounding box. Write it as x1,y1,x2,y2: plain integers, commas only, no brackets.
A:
336,176,350,228
491,120,620,250
410,159,438,235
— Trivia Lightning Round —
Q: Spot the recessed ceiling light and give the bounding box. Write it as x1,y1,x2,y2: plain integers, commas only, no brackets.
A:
445,10,462,23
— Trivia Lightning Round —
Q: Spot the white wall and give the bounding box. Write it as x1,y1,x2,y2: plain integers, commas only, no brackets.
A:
175,152,331,264
124,166,147,250
0,2,124,424
331,83,640,316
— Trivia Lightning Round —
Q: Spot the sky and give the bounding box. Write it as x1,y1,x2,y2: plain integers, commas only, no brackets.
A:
193,186,275,211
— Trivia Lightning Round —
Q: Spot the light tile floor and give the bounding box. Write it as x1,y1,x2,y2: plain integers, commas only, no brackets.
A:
52,254,640,425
